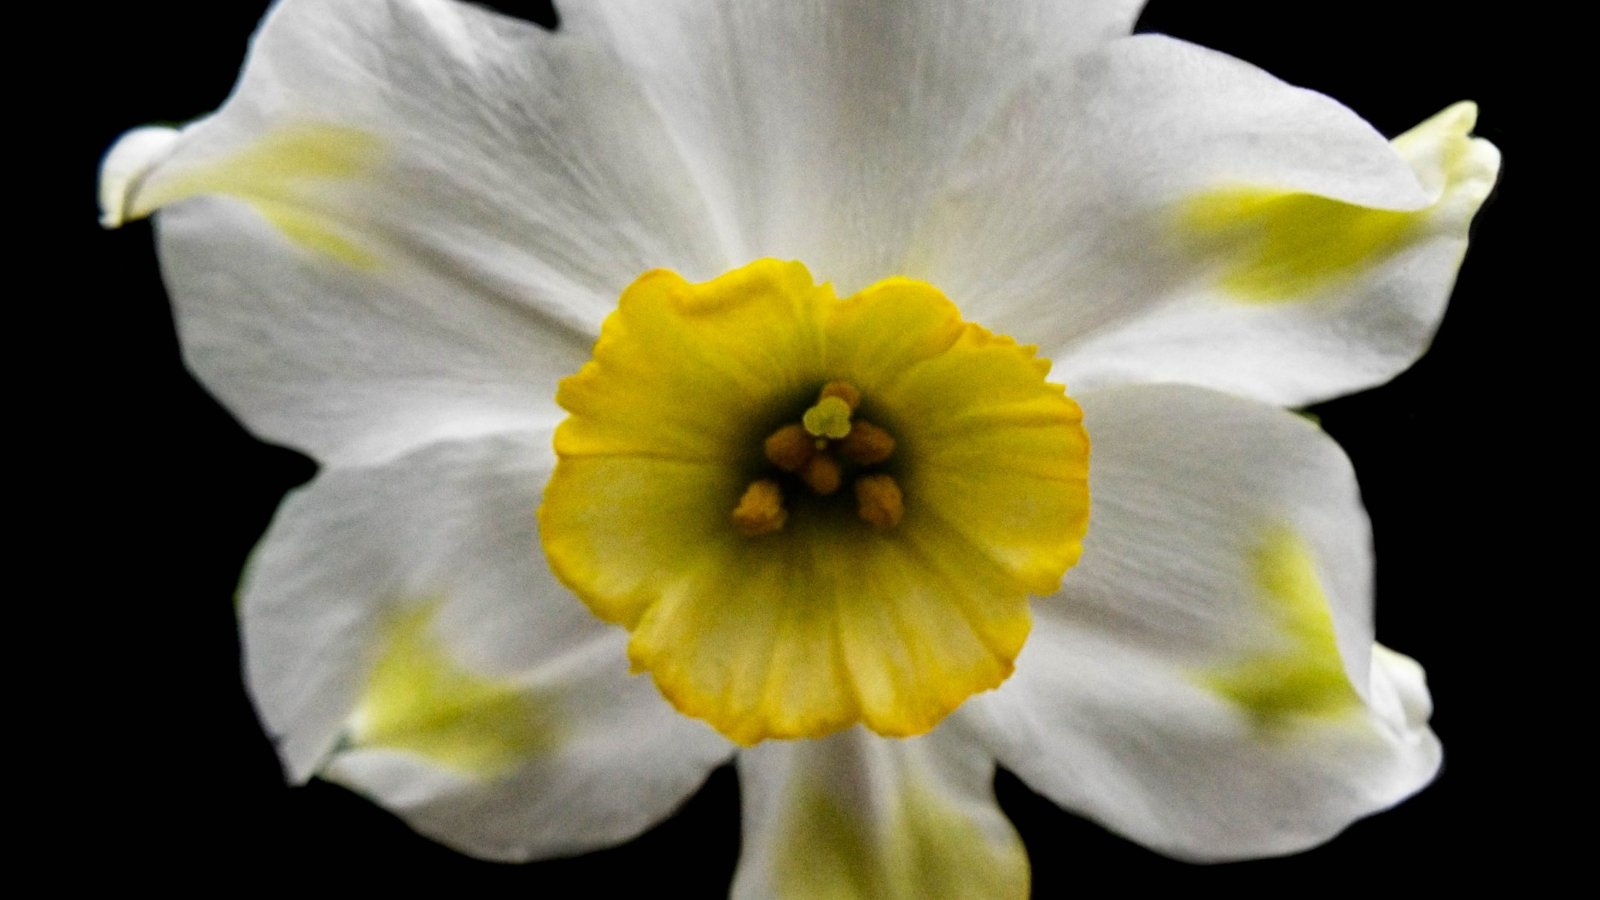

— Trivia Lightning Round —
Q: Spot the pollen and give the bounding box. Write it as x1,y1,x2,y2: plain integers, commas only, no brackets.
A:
764,424,816,473
818,380,861,411
836,420,895,466
855,474,905,529
802,454,843,496
732,479,788,536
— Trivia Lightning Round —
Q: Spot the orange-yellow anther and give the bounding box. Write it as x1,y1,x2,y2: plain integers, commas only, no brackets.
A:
764,423,815,473
732,479,788,536
836,419,896,466
855,474,904,530
802,454,843,496
819,381,861,412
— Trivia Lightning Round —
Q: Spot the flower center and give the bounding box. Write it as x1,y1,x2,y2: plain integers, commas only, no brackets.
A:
540,260,1091,745
734,380,903,536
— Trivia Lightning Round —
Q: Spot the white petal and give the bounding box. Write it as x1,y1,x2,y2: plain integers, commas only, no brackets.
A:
106,0,729,465
240,432,731,861
563,0,1143,293
908,35,1496,405
963,384,1440,860
99,125,179,228
733,728,1028,900
157,199,590,466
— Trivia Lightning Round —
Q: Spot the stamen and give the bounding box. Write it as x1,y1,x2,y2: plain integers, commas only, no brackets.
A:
855,474,904,530
835,420,895,466
764,423,815,473
802,395,853,439
801,454,843,496
732,479,788,536
818,381,861,411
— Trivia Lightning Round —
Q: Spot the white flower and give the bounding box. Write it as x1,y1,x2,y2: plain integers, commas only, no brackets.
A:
103,0,1496,890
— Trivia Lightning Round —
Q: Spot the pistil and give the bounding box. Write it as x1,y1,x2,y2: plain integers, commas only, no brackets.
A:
802,395,853,440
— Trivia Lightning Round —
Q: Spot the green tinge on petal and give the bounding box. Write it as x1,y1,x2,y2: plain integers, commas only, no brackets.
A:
1180,187,1419,302
1200,526,1360,724
774,772,1029,900
123,122,382,267
249,198,379,268
348,601,560,777
1177,101,1494,304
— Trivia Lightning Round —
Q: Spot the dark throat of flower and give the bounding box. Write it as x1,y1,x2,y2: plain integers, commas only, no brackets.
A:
732,380,903,536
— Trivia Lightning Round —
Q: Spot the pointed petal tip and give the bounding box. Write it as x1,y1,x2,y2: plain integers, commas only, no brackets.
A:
1434,99,1479,131
1395,100,1501,204
99,125,181,228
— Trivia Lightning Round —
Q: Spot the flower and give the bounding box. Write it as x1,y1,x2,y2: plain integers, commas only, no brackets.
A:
102,0,1497,890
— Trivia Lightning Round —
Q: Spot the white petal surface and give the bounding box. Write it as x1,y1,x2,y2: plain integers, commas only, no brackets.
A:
961,384,1440,860
240,431,731,861
733,728,1028,900
107,0,729,465
563,0,1144,294
908,35,1496,405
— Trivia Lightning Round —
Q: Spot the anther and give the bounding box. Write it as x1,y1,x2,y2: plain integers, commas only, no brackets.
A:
836,419,895,466
855,474,904,529
818,381,861,411
764,423,815,473
732,479,788,536
802,454,843,496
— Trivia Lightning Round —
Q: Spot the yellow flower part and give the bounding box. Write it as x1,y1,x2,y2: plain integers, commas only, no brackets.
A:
1179,103,1494,305
348,602,559,777
775,774,1029,899
1203,526,1362,725
103,122,383,267
540,259,1090,745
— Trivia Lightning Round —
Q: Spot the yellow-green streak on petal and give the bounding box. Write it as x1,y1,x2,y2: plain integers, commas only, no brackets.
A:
774,775,1028,900
1179,102,1489,303
1180,187,1418,302
138,123,381,267
350,602,558,777
248,200,376,268
1203,527,1359,723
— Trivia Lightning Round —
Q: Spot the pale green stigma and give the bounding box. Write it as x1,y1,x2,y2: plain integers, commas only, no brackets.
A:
802,395,853,440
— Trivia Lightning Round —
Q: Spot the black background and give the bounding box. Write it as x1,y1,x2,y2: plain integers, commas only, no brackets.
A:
76,0,1527,890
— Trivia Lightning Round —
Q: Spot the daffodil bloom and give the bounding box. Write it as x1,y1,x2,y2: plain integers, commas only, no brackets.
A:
102,0,1497,891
